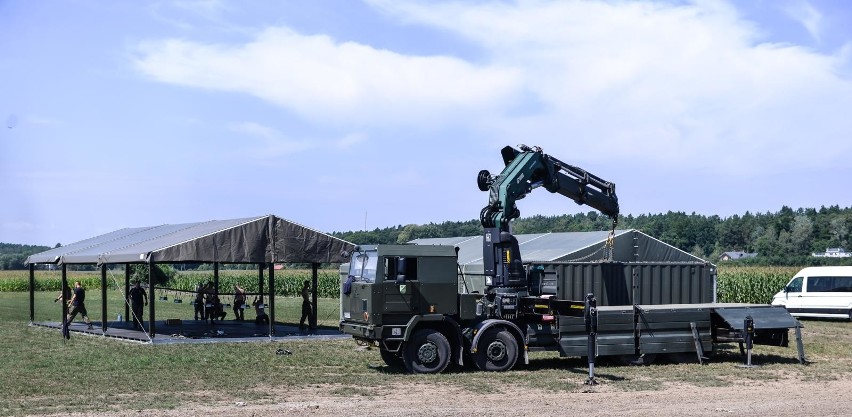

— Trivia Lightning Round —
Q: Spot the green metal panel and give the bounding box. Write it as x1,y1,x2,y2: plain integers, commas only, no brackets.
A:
458,293,481,320
711,305,801,330
637,305,712,354
557,306,637,357
548,262,714,306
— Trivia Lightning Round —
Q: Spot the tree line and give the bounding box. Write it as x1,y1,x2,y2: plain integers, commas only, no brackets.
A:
3,205,851,269
331,205,852,265
0,243,53,270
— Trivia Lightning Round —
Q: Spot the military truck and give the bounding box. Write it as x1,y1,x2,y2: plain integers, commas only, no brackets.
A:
339,145,803,374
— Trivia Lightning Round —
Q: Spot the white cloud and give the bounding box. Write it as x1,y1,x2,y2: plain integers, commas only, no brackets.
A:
133,0,852,177
368,0,852,175
133,27,522,127
782,0,824,43
227,121,312,158
333,133,367,149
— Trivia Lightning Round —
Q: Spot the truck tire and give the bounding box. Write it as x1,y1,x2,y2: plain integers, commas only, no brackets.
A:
403,329,451,374
380,349,404,369
473,327,518,372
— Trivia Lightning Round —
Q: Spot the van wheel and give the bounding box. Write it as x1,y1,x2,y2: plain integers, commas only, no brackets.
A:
473,327,518,372
848,309,852,322
403,329,451,374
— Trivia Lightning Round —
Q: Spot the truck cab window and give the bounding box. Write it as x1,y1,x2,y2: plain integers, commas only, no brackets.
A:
385,257,418,281
349,251,378,283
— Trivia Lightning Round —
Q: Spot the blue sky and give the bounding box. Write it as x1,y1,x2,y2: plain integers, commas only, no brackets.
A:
2,0,851,246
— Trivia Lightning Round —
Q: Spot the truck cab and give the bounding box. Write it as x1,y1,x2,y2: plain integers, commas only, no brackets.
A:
339,245,463,358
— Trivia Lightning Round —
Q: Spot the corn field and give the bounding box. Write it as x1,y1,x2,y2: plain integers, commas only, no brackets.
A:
2,266,800,305
716,265,800,304
0,268,344,298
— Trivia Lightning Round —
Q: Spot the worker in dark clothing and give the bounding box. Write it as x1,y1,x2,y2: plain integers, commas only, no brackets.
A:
128,281,148,330
65,281,93,330
253,296,269,325
193,282,208,320
299,280,313,332
233,284,246,321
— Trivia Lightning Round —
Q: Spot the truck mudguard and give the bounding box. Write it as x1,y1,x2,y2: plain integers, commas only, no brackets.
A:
469,319,529,365
403,314,465,366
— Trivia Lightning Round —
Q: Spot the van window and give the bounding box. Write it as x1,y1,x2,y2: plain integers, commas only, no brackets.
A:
807,276,852,292
787,276,803,292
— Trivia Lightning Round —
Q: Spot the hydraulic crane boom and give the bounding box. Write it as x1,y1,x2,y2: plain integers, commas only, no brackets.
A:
477,144,620,290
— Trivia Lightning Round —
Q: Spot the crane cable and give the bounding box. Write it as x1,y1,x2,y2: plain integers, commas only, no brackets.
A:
604,217,618,261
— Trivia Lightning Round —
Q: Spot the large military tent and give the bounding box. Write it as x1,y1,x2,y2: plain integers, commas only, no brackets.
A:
410,229,704,270
411,229,716,305
25,214,354,339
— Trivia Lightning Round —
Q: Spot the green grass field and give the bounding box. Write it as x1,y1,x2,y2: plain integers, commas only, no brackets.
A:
1,266,851,416
1,289,850,416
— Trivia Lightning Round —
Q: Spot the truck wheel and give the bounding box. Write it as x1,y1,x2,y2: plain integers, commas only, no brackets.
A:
403,329,451,374
380,349,404,369
473,327,518,372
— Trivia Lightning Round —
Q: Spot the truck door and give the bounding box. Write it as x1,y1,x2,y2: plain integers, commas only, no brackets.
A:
382,256,418,316
342,250,378,324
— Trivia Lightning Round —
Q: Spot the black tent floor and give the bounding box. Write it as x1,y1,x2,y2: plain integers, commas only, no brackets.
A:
32,319,349,345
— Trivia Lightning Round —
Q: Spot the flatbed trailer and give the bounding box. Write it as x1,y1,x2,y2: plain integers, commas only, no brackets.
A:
556,302,805,365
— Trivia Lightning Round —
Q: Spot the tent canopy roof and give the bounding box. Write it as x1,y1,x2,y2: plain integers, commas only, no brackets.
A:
26,215,354,265
410,229,707,267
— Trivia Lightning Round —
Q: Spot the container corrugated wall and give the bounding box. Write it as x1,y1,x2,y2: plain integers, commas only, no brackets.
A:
540,261,715,306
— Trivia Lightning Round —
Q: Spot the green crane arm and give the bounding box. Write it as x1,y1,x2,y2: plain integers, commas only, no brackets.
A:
477,144,619,290
478,144,619,231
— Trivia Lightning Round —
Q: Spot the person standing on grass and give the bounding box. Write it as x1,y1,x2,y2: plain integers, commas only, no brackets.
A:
66,281,93,330
127,281,148,330
193,282,206,320
233,284,246,321
299,280,313,332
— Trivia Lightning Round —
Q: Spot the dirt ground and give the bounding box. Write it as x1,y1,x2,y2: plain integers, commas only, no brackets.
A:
58,377,852,417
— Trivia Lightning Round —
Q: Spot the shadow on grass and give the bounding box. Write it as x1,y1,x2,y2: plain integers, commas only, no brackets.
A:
707,349,806,366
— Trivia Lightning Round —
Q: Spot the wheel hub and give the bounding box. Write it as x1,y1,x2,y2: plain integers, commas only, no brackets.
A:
418,342,438,364
486,340,506,362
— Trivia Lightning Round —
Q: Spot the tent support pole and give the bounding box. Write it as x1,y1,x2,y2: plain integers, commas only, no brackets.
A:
101,264,107,333
311,263,318,329
61,263,68,339
28,263,35,323
148,260,155,338
258,263,264,301
269,264,275,337
124,265,130,323
214,262,219,297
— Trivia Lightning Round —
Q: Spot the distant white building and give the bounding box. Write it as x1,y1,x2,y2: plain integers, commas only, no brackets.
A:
812,248,851,258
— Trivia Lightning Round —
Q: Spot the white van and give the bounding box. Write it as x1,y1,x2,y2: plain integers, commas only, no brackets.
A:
771,266,852,320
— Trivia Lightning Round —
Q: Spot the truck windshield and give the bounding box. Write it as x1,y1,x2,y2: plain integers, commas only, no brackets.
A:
349,250,378,283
